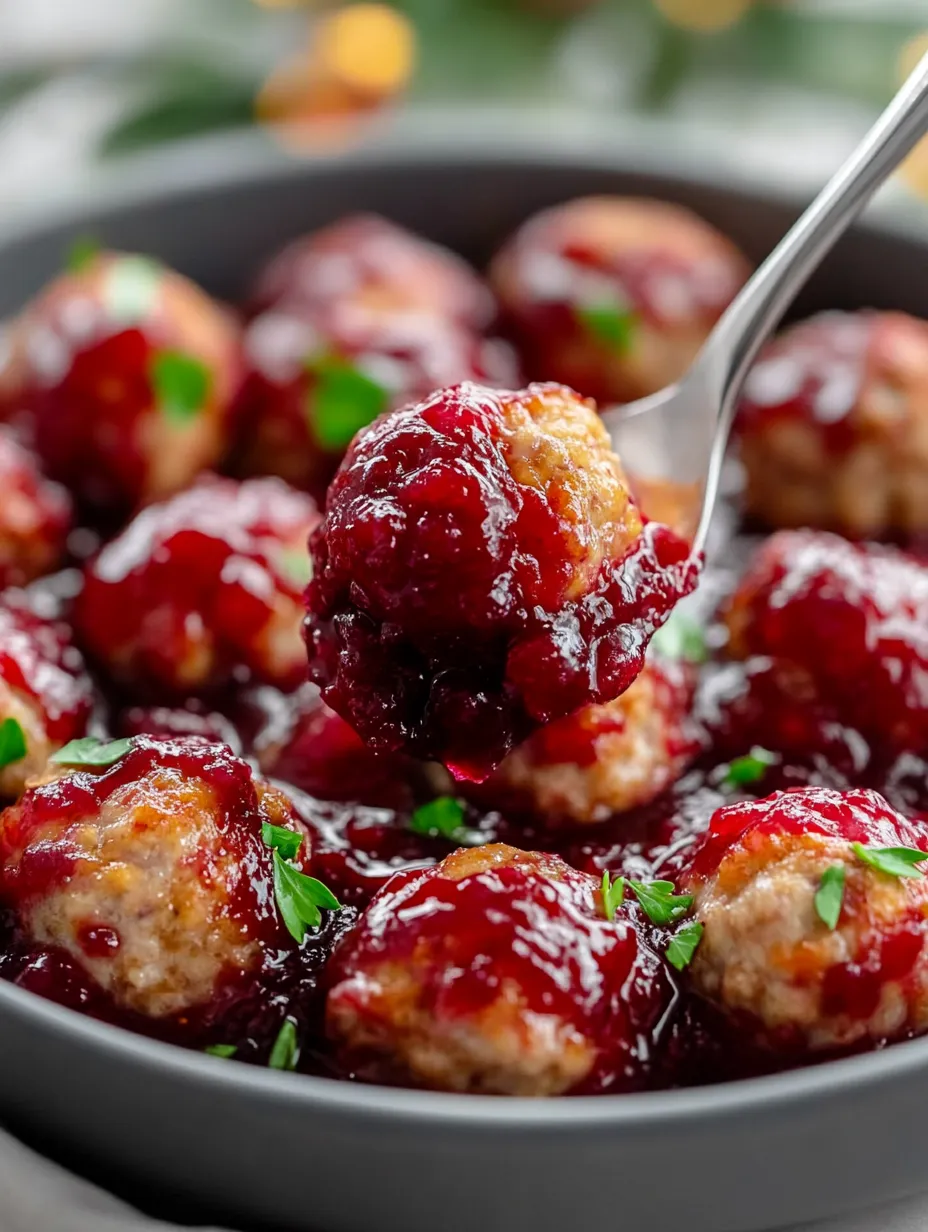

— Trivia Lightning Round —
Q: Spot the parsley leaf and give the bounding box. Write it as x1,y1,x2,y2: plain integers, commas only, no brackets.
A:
261,822,303,861
629,879,694,926
151,350,211,425
272,849,340,943
51,737,133,768
268,1018,300,1072
0,718,27,770
814,865,846,930
67,235,101,275
851,843,928,880
277,547,313,589
575,302,637,354
105,255,161,323
205,1043,237,1059
722,747,778,788
666,921,704,972
650,611,707,664
407,797,484,846
307,355,390,452
601,871,626,922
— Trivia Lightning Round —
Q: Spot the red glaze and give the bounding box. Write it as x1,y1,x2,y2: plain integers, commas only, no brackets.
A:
0,252,242,517
0,429,71,588
249,214,495,329
0,594,93,744
306,381,697,779
234,300,520,497
723,530,928,760
327,845,675,1094
74,476,319,697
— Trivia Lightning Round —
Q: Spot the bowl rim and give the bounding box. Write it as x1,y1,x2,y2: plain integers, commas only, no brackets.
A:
4,118,928,1129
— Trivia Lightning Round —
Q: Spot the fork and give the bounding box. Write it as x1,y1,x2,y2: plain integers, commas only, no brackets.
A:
606,51,928,556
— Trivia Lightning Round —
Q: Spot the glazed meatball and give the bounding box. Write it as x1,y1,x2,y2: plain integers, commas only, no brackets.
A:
250,213,495,329
481,658,696,824
491,197,749,404
0,428,71,588
0,596,93,798
234,299,520,495
327,843,673,1094
306,381,697,779
722,530,928,760
738,311,928,538
74,476,319,697
0,250,241,516
683,787,928,1051
0,735,322,1019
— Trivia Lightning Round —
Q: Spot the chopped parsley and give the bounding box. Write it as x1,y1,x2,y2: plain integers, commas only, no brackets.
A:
268,1018,300,1072
0,717,27,770
261,822,303,861
851,842,928,880
105,255,161,323
277,547,313,589
407,797,484,846
666,921,704,972
600,872,626,922
307,355,390,452
261,824,339,943
66,235,101,274
51,736,133,768
204,1043,237,1059
722,747,778,788
814,865,846,930
575,302,637,354
151,350,211,425
650,611,707,665
629,879,694,926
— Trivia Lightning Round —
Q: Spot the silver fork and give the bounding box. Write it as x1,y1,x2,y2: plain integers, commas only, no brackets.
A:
605,51,928,557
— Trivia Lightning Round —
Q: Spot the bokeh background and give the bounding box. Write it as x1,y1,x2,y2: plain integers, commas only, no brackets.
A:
3,0,928,211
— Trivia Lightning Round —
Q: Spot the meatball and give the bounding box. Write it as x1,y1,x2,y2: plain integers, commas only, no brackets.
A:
738,311,928,537
234,299,520,495
327,843,673,1094
0,735,326,1020
74,476,319,697
0,596,94,798
0,428,71,588
491,197,749,405
249,213,495,329
481,658,696,824
722,530,928,760
0,250,242,516
306,381,697,779
683,786,928,1051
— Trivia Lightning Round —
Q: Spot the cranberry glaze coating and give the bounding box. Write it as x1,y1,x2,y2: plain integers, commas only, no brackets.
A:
75,476,319,697
482,658,696,824
0,428,71,588
722,530,928,761
306,381,697,779
738,311,928,537
0,597,93,798
327,843,673,1094
0,735,313,1019
250,213,495,329
234,299,519,494
491,197,750,405
0,251,241,516
684,787,928,1051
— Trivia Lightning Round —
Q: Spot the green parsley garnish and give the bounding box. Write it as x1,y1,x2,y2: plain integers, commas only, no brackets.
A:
0,718,27,770
51,737,133,768
151,350,211,425
600,872,626,922
814,865,846,930
204,1043,237,1059
650,611,707,665
277,547,313,589
722,747,778,788
666,921,704,972
261,822,303,861
268,1018,300,1072
629,879,694,926
851,843,928,880
407,798,485,847
105,255,161,323
307,355,390,452
66,235,101,275
575,302,637,354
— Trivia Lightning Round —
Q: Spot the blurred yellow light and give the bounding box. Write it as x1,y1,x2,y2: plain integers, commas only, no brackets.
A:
651,0,752,32
316,4,416,98
898,31,928,81
897,33,928,197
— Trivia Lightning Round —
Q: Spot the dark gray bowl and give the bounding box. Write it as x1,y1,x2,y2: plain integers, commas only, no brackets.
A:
2,121,928,1232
